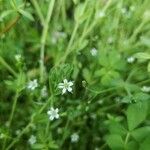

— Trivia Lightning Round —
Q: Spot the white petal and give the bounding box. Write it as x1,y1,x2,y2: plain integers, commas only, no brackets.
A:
67,87,72,92
63,79,68,84
47,110,51,115
68,81,73,86
55,114,59,119
62,88,66,94
55,108,59,113
49,116,54,120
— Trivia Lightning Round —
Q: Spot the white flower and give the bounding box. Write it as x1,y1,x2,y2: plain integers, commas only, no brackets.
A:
127,56,135,63
0,133,5,139
28,135,36,145
130,6,135,12
107,37,114,44
71,133,79,143
58,79,73,94
90,48,97,56
121,8,127,14
141,86,150,93
51,31,66,44
15,54,21,61
15,130,21,135
41,86,48,97
98,11,105,18
47,107,59,120
27,79,38,90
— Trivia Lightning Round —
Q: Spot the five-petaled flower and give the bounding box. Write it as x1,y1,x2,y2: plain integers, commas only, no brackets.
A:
47,107,59,120
71,133,79,143
58,79,73,94
28,135,36,145
127,56,135,63
27,79,38,91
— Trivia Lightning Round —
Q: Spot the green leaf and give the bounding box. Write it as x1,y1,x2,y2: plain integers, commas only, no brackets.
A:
18,9,34,21
131,126,150,142
0,10,15,21
108,121,127,136
74,3,90,24
73,0,80,4
134,52,150,60
105,134,124,150
125,141,139,150
139,135,150,150
147,61,150,72
126,102,148,131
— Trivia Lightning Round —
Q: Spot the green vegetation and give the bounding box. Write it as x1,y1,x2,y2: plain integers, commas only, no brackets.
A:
0,0,150,149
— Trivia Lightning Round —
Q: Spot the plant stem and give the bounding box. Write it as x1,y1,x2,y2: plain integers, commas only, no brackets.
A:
8,91,19,126
0,56,17,76
56,23,79,65
40,0,55,83
124,132,130,146
6,96,52,150
30,0,45,26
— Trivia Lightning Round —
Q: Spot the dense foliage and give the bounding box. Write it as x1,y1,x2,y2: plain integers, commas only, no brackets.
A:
0,0,150,149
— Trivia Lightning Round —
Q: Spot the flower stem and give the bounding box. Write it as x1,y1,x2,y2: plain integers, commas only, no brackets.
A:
40,0,55,83
0,56,17,76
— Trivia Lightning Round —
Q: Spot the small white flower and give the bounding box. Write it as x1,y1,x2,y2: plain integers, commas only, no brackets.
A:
0,133,5,139
107,37,114,44
15,130,21,135
51,31,66,44
28,135,36,145
47,107,59,121
71,133,79,143
130,6,135,12
58,79,73,94
90,48,98,56
27,79,38,91
15,54,22,61
141,86,150,93
41,86,48,98
121,8,127,14
98,11,105,18
127,56,135,63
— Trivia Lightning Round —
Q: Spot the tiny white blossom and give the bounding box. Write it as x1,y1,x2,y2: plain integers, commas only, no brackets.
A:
0,133,5,139
27,79,38,91
15,130,21,135
130,6,135,12
28,135,36,145
127,56,135,63
121,8,127,14
41,86,48,98
51,31,66,44
107,37,114,44
98,11,105,18
71,133,79,143
90,48,97,56
47,107,59,120
58,79,73,94
141,86,150,93
15,54,22,61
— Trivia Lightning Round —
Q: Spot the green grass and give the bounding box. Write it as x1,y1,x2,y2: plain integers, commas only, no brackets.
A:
0,0,150,149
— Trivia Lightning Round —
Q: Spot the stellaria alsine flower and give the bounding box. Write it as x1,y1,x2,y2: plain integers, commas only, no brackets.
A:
47,107,59,120
58,79,73,94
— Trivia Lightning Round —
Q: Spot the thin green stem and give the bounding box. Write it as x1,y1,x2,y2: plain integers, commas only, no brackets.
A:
30,0,45,26
56,23,79,65
129,20,146,42
6,96,52,150
40,0,55,83
8,91,19,126
0,56,17,76
124,132,130,146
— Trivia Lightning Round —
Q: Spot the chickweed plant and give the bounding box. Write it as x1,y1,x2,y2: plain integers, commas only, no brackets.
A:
0,0,150,149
